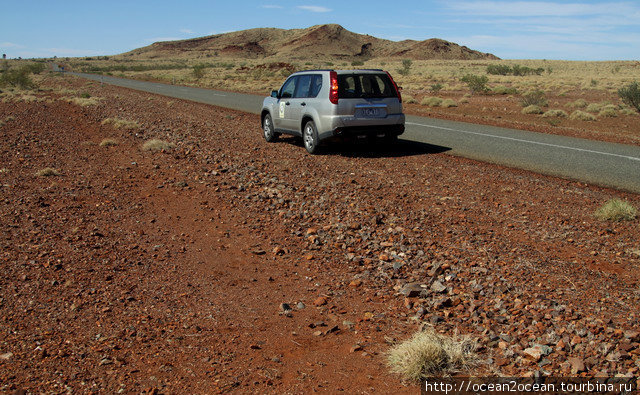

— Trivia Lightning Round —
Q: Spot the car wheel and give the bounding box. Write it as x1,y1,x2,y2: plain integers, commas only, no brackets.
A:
263,113,278,142
303,120,320,154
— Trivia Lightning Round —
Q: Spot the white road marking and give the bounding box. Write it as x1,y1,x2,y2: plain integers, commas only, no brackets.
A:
407,121,640,163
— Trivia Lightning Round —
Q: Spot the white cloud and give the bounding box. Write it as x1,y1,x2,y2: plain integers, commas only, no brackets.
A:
2,42,24,48
296,5,332,13
180,28,195,34
262,4,283,8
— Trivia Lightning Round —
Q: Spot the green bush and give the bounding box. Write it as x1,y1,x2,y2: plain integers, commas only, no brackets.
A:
492,85,518,95
192,63,207,79
521,90,547,107
351,60,365,67
397,59,412,76
594,198,637,221
618,81,640,113
430,83,443,93
486,64,544,76
0,66,35,89
460,74,489,94
486,64,511,75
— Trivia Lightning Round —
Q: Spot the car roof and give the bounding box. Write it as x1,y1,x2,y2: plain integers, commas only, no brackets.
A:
291,69,386,75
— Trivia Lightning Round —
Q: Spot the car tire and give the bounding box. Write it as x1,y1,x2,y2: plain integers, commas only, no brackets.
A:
263,113,278,142
303,120,320,154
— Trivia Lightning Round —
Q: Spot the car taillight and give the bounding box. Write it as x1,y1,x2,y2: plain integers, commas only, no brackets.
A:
385,71,402,103
329,71,339,104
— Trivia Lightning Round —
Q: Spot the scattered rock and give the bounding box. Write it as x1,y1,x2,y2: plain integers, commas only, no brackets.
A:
567,357,586,374
430,281,447,294
399,283,423,297
313,297,327,306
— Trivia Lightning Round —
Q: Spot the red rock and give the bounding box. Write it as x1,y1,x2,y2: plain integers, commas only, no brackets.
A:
313,297,327,306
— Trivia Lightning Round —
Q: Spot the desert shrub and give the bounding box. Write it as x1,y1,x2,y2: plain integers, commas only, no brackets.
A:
618,81,640,113
460,74,488,94
430,83,443,93
386,329,477,381
598,105,618,118
99,138,118,147
569,99,587,108
492,85,518,95
594,198,637,221
35,168,60,177
351,60,365,67
486,64,511,75
142,139,175,152
421,97,443,107
542,109,568,118
512,64,544,76
521,90,548,107
0,66,35,89
101,118,140,129
403,94,417,104
441,99,458,108
192,63,207,79
522,105,543,114
486,64,543,76
569,110,596,121
397,59,412,76
585,102,606,113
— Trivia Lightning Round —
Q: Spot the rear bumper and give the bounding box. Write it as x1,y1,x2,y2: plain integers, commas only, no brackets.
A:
318,113,405,140
332,123,405,138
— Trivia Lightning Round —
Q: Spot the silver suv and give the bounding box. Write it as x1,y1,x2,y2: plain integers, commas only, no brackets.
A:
260,69,405,154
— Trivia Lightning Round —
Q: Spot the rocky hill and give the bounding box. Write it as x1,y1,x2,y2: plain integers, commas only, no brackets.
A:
122,24,498,61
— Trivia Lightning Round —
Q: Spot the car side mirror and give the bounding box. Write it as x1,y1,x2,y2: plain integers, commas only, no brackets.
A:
271,90,279,98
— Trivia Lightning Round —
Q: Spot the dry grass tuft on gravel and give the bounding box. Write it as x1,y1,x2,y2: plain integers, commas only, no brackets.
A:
594,199,637,222
542,109,568,118
67,97,101,107
421,97,443,107
101,118,140,130
142,139,175,152
99,138,119,147
570,110,597,121
522,105,543,115
386,328,477,381
35,168,61,177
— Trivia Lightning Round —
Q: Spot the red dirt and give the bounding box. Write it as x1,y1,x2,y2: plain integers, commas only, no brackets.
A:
1,75,639,393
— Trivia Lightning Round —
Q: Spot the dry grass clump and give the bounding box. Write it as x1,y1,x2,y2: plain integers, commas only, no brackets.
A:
403,94,417,104
598,105,618,117
522,105,544,115
101,118,140,130
35,168,61,177
441,99,458,108
542,109,568,118
594,198,637,221
570,110,597,121
585,102,608,113
99,138,119,147
386,328,478,382
142,139,175,152
569,98,587,108
421,97,443,107
67,97,101,107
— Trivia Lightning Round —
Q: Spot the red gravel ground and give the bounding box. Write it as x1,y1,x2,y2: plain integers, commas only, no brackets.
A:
1,75,639,393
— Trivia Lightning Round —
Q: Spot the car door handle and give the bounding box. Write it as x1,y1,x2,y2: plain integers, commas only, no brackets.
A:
300,102,306,106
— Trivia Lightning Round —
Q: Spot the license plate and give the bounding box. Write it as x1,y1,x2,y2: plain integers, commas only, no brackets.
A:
356,107,386,118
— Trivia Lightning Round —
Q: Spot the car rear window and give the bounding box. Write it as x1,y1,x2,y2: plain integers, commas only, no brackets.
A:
338,73,395,99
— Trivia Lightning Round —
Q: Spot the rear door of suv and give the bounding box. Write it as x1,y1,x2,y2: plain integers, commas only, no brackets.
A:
337,72,401,120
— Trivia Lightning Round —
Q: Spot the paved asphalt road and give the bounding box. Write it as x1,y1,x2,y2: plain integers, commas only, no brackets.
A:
71,72,640,193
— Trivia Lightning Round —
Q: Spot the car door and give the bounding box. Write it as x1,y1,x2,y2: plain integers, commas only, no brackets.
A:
275,76,298,131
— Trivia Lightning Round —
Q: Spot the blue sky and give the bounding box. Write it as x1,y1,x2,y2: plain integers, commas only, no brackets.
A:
1,0,639,60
